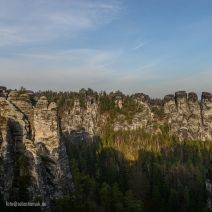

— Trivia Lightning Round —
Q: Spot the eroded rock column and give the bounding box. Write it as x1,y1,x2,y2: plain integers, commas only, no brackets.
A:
34,96,73,201
201,92,212,140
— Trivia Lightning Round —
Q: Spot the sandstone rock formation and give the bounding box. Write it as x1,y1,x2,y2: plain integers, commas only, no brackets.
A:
201,92,212,140
164,91,212,141
59,90,211,141
34,96,73,202
61,96,99,135
113,93,153,131
0,88,73,208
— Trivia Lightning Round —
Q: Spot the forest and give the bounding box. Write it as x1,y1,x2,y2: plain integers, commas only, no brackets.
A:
56,126,211,212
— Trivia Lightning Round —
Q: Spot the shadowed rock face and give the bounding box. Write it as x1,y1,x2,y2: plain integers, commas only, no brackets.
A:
188,92,199,114
206,162,212,211
164,94,177,114
188,92,198,102
175,91,188,114
0,92,73,207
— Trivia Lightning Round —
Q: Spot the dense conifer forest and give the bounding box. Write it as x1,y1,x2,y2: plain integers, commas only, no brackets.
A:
55,127,211,212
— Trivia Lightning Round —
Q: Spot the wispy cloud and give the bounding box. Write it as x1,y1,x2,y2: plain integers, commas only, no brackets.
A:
0,0,122,47
16,48,122,69
0,47,123,91
132,41,145,50
0,27,29,46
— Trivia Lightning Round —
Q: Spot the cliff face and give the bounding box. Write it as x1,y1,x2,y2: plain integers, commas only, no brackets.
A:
60,90,211,142
0,88,73,206
164,91,212,141
113,93,153,131
61,97,99,135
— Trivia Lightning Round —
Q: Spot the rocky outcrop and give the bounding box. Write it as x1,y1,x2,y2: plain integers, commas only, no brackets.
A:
164,91,212,141
0,95,33,201
115,96,123,110
114,93,153,131
0,89,73,209
201,92,212,140
60,90,211,140
0,86,7,97
61,96,99,135
34,96,73,202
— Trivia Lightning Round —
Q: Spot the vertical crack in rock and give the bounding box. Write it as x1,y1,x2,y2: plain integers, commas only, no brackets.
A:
0,91,73,209
34,97,73,205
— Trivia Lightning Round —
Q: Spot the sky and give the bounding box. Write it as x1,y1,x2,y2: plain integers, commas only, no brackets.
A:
0,0,212,98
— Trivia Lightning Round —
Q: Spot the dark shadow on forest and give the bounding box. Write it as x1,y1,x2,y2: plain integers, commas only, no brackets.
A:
60,130,210,212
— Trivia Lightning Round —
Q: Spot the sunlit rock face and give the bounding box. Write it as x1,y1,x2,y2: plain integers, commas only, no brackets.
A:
61,96,99,135
113,93,153,132
201,92,212,140
115,97,123,110
187,92,202,139
34,97,73,201
0,91,73,206
164,91,212,141
61,90,211,141
34,97,59,151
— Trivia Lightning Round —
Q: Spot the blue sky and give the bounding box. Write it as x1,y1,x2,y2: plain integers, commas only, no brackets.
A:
0,0,212,97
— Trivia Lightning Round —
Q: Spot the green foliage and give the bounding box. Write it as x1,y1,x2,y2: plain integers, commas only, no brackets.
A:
59,127,211,212
124,190,144,212
151,106,165,119
99,92,115,113
100,182,111,210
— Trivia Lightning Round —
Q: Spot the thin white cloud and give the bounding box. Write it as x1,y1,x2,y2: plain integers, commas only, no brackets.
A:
0,27,29,46
132,42,145,50
16,48,122,69
0,47,123,91
1,53,211,97
0,0,122,47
